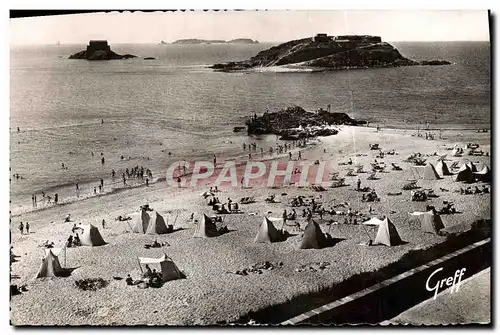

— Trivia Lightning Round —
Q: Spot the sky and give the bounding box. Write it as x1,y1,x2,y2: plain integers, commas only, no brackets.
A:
9,10,490,45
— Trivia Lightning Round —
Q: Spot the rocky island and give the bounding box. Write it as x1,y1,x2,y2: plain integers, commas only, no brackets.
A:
69,40,137,60
211,34,450,72
246,106,366,140
172,38,259,45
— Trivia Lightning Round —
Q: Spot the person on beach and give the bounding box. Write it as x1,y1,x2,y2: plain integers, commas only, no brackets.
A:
298,151,302,160
31,195,35,208
142,265,152,279
101,157,105,164
126,274,133,285
282,210,287,226
102,219,106,229
93,187,97,195
25,222,30,234
65,214,71,223
72,223,77,233
54,193,58,204
101,119,104,124
19,222,24,235
98,185,102,193
248,153,252,160
17,127,20,132
146,178,149,186
213,155,217,166
357,178,361,191
61,163,65,169
241,177,245,189
67,235,73,248
74,233,81,246
100,179,104,187
123,174,127,186
177,177,181,188
111,170,116,178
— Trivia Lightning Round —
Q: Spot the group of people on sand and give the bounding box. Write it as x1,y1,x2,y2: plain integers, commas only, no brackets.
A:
18,221,30,235
31,192,59,209
242,138,308,161
66,233,81,248
125,264,163,288
460,185,489,195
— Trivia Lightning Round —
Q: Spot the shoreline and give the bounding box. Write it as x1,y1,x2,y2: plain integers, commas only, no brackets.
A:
10,125,490,218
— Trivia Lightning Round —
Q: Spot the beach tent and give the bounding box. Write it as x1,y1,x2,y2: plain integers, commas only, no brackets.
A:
454,164,473,183
466,162,478,173
422,163,441,180
133,209,169,234
138,253,183,282
435,160,451,177
299,219,327,249
474,165,491,182
362,217,384,226
193,214,220,238
374,218,403,247
36,248,64,278
80,224,106,246
254,217,284,243
200,190,214,198
418,210,445,234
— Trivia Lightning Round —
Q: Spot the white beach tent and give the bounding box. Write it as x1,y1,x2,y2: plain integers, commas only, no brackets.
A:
138,253,184,282
36,248,64,278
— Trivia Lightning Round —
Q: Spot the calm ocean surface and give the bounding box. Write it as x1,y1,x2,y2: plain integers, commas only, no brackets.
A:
10,42,490,213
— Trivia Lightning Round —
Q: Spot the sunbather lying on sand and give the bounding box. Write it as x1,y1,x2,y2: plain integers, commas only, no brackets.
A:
115,215,132,221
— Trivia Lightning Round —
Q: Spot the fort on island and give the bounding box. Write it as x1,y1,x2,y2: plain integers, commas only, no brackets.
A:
86,40,111,53
313,33,382,44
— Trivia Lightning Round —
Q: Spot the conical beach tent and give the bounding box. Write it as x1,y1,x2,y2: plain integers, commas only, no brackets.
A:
145,211,169,234
133,209,169,234
254,217,284,243
422,163,440,180
418,210,445,234
474,165,491,182
454,164,473,183
466,162,478,173
80,224,106,246
36,249,64,278
435,160,451,177
193,214,220,238
299,219,327,249
138,253,184,282
374,218,402,246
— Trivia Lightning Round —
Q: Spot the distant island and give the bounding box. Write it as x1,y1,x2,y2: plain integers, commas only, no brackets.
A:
211,34,451,72
69,40,137,60
171,38,259,45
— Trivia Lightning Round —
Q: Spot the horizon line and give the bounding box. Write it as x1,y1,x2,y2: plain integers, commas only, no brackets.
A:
10,39,491,46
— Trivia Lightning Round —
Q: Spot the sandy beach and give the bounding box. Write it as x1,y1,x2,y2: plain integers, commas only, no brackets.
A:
10,125,491,325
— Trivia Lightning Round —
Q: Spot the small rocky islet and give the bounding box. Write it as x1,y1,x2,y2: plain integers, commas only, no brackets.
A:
68,40,137,60
211,34,451,72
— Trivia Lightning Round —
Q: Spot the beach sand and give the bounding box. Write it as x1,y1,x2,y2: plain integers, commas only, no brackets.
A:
10,126,491,325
